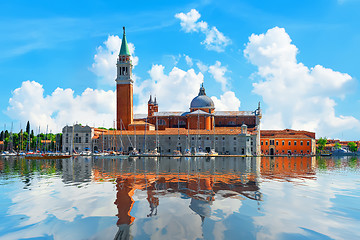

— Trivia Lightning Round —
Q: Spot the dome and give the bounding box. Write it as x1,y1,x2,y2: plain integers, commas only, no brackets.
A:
190,84,214,109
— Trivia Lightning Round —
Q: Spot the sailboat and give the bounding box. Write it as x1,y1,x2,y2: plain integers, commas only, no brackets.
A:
207,116,218,156
194,111,207,156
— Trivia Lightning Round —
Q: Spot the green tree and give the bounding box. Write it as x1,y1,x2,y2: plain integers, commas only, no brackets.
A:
334,142,341,150
0,131,3,141
347,142,358,152
26,121,30,135
317,137,327,152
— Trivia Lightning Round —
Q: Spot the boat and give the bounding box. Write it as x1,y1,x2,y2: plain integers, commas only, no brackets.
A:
25,153,71,159
207,149,218,156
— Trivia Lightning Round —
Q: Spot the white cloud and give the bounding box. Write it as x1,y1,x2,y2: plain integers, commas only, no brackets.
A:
184,55,193,67
90,35,138,86
175,9,231,52
211,91,240,111
244,27,359,138
196,61,208,72
208,61,229,91
6,80,115,131
133,65,204,113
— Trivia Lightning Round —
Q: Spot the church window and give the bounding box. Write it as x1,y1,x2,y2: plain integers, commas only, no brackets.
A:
157,119,166,125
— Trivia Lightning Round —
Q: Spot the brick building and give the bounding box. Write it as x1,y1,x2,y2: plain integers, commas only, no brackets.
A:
260,129,316,155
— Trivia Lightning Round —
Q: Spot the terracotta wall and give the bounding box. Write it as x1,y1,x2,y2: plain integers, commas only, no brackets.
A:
260,138,314,155
117,84,133,130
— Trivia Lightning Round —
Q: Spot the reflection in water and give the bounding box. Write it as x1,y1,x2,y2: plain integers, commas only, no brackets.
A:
0,156,359,239
92,156,261,239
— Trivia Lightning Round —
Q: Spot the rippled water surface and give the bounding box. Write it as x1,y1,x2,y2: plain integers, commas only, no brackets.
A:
0,156,359,240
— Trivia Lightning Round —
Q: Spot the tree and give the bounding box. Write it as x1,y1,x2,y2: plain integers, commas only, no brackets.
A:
317,137,327,152
334,142,341,150
26,121,30,135
0,131,3,141
347,142,358,152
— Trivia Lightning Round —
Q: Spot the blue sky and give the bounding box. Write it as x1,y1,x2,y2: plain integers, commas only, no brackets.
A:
1,0,359,140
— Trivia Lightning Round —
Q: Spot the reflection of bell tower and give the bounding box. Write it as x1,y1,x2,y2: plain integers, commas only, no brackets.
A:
116,27,133,130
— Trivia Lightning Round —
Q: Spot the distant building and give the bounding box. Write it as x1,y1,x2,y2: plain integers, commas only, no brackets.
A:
320,139,360,152
62,125,95,153
260,129,316,155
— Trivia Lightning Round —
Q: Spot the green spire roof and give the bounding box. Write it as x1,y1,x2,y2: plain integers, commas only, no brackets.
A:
119,26,131,56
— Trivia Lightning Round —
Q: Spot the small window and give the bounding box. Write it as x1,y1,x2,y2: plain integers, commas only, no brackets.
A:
169,137,171,140
288,141,291,146
261,141,263,145
222,137,225,140
207,137,210,140
300,141,303,146
234,137,237,140
234,147,236,152
215,137,218,140
266,141,268,145
276,141,279,146
307,141,310,146
282,141,285,146
270,140,274,145
192,137,195,140
294,141,297,146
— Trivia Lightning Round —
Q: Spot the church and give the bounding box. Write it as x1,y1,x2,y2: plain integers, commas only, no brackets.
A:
63,28,262,155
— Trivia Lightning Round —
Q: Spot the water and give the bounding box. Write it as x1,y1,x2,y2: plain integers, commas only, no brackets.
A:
0,156,359,240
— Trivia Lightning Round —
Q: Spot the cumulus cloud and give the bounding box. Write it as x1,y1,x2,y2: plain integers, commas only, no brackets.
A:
244,27,359,137
211,91,241,111
6,80,115,131
175,9,231,52
133,65,204,113
90,35,138,86
208,61,229,92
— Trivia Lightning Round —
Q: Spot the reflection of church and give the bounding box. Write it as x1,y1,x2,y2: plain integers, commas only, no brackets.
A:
99,28,262,155
92,157,263,239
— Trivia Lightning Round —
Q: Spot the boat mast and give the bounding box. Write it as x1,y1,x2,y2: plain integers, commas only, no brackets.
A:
144,119,147,153
156,115,159,152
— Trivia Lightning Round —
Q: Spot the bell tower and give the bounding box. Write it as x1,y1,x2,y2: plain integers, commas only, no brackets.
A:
116,27,133,130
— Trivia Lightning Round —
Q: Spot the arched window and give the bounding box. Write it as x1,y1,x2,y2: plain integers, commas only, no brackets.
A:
157,119,166,125
179,120,186,126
